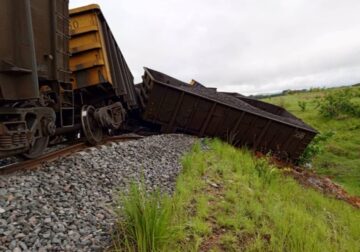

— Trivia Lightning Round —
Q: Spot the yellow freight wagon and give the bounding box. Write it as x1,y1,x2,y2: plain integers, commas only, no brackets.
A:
69,4,137,108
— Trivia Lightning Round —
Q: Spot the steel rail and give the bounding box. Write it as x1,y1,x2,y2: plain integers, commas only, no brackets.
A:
0,134,143,175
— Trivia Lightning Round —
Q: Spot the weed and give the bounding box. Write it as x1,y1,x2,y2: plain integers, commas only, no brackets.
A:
314,99,321,109
298,101,307,112
254,158,278,185
220,233,238,251
299,131,334,165
112,183,173,252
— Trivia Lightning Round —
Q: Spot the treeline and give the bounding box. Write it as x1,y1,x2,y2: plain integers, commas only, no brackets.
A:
250,83,360,99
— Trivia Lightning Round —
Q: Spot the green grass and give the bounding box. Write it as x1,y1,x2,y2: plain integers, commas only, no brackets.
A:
172,140,360,251
263,86,360,196
111,183,173,252
112,140,360,251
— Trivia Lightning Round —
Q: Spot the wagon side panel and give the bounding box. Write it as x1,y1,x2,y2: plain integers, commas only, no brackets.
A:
69,5,137,108
140,68,317,162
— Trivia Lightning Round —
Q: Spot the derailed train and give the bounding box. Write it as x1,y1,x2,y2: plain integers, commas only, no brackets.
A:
0,1,317,162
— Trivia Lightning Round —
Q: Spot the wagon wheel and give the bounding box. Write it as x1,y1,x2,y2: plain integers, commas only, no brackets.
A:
23,137,49,159
16,102,50,159
81,105,103,145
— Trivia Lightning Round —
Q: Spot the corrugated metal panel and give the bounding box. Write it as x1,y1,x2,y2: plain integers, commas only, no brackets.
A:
69,4,137,109
0,0,70,101
33,0,70,83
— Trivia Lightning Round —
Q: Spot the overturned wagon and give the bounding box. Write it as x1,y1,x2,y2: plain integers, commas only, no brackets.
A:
138,68,317,162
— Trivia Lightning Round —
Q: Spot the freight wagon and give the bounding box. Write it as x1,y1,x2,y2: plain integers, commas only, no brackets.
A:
0,0,71,158
69,4,138,144
137,68,317,162
69,4,137,110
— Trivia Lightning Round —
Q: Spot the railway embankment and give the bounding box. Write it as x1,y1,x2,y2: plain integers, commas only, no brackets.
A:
0,134,195,251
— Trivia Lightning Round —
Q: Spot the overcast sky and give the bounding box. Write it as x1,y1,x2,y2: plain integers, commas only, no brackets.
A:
70,0,360,95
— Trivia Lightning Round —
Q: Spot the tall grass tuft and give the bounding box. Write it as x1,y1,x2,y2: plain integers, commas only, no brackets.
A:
112,183,173,252
254,158,278,186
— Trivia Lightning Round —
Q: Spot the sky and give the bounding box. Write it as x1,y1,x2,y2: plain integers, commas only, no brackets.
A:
70,0,360,95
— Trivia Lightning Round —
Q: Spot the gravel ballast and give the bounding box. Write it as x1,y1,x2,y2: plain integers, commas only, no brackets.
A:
0,134,196,252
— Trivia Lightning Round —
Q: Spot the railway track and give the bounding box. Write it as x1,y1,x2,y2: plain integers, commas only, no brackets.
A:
0,134,143,175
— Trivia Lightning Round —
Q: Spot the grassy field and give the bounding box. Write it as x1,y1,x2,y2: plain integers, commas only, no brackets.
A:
263,85,360,196
112,140,360,252
111,85,360,251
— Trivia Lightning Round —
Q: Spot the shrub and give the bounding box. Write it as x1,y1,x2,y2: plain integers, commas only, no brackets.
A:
309,87,325,92
313,98,321,109
298,101,307,112
299,131,334,165
318,89,360,118
112,183,173,252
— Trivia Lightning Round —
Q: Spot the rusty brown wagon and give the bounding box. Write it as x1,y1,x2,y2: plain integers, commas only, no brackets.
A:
137,68,317,162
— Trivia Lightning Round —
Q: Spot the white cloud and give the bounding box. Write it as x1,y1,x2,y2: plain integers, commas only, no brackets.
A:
70,0,360,95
